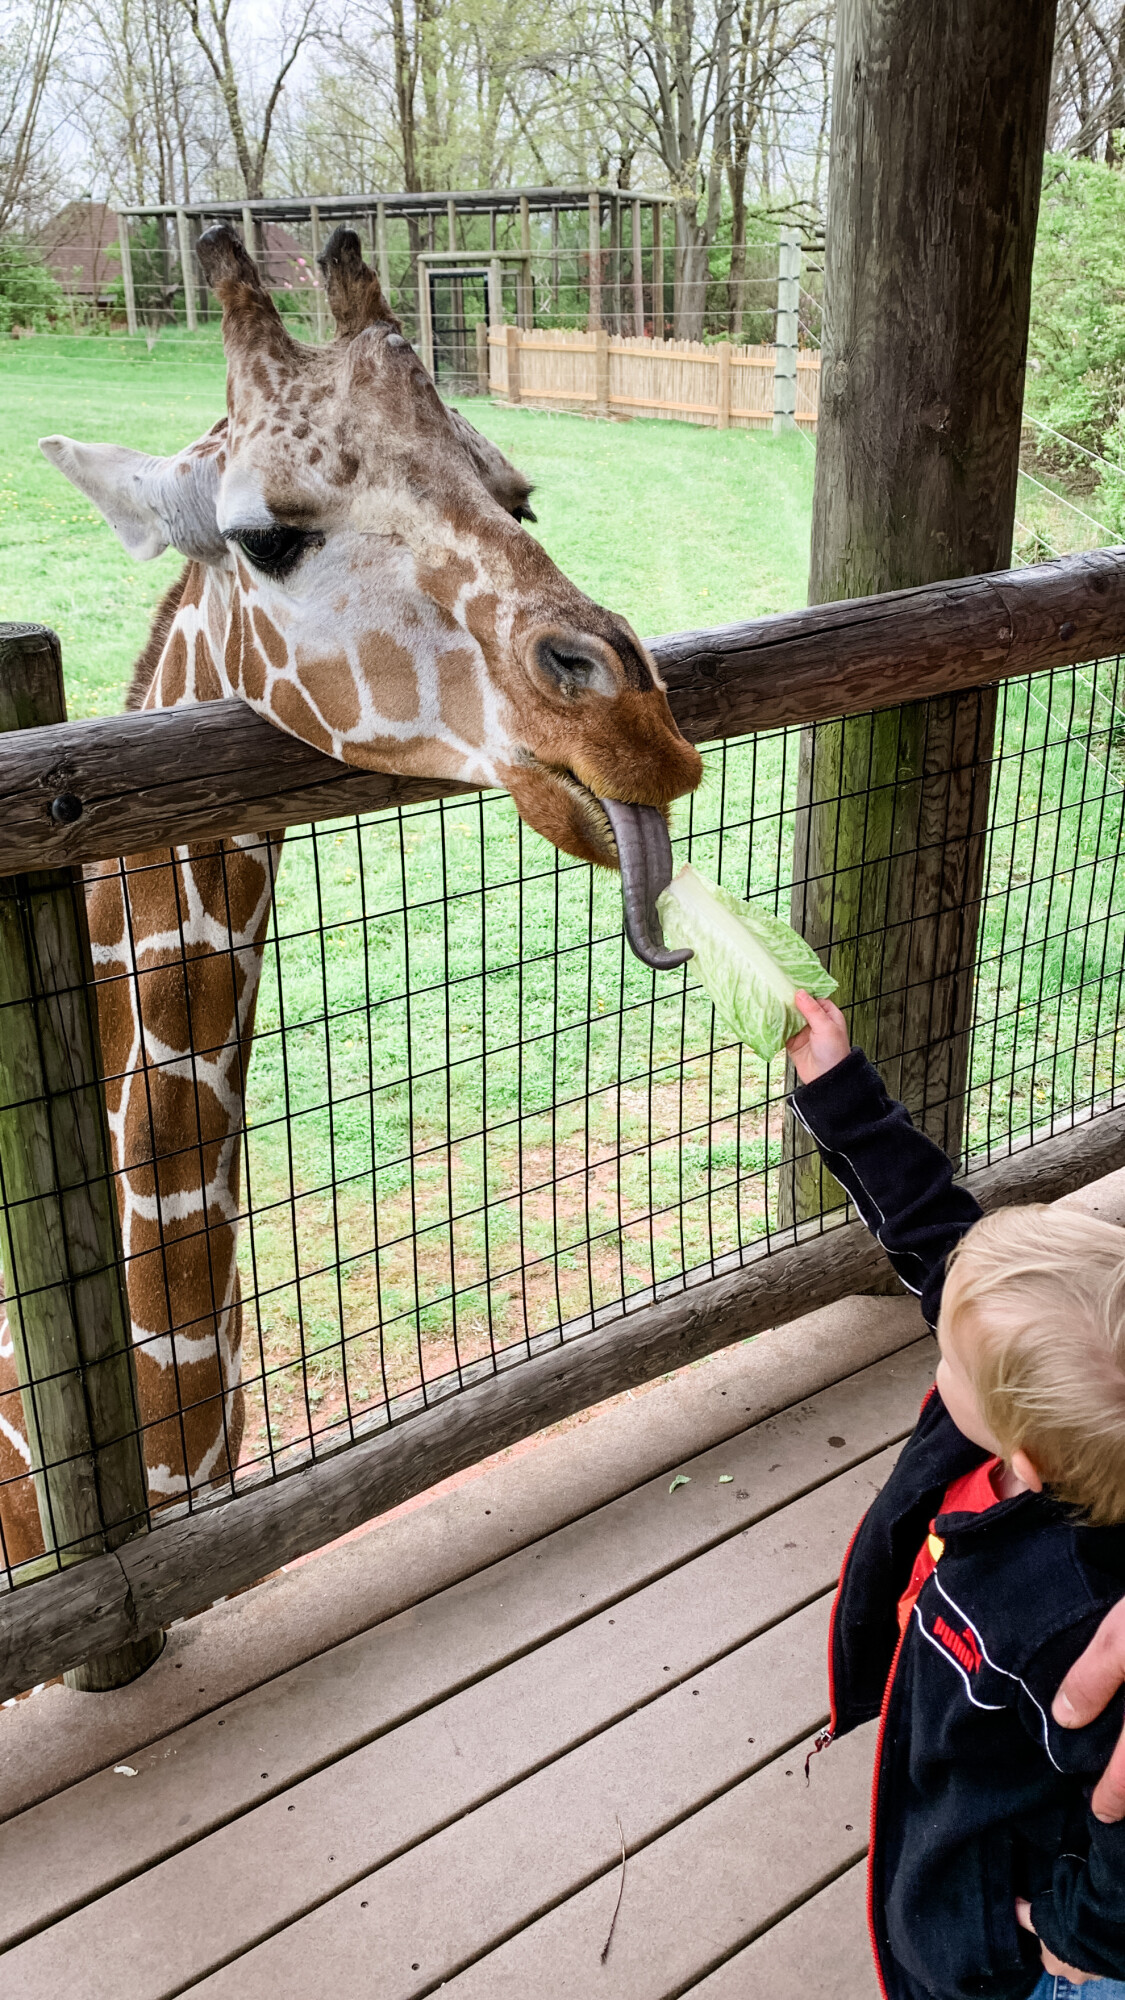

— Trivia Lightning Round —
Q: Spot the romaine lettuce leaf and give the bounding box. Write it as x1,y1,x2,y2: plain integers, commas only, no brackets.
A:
656,864,837,1061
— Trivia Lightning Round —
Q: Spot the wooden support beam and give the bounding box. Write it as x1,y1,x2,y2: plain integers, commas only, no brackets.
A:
632,198,645,335
716,342,732,430
652,203,664,340
175,209,196,331
0,548,1121,875
518,193,532,330
376,200,390,300
0,627,161,1692
476,318,489,395
308,203,326,341
116,214,137,336
595,327,610,417
5,1099,1123,1700
588,192,602,330
782,0,1060,1221
505,323,521,403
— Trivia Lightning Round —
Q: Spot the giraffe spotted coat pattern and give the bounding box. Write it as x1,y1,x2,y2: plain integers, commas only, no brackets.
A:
0,225,702,1570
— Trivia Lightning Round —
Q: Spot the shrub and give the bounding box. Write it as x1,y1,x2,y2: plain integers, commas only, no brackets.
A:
1028,156,1125,458
0,239,66,333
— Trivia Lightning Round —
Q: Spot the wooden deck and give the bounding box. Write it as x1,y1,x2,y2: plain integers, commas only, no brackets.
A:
0,1292,936,1998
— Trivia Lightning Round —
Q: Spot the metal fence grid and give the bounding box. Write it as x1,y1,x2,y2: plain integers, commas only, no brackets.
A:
2,655,1125,1587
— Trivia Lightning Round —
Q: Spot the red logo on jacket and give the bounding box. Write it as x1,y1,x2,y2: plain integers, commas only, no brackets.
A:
934,1614,983,1675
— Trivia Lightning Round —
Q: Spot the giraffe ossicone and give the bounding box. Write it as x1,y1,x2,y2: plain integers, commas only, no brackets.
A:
0,225,702,1569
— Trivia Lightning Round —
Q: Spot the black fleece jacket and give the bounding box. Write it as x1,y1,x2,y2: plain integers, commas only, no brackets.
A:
790,1050,1125,2000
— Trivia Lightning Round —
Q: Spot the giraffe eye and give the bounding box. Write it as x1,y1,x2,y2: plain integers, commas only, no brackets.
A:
234,525,316,578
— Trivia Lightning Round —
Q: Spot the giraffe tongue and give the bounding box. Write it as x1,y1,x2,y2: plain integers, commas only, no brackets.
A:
598,799,693,972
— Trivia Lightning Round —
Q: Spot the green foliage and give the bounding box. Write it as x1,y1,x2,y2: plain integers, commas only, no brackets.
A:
1097,406,1125,539
0,239,67,334
1028,155,1125,454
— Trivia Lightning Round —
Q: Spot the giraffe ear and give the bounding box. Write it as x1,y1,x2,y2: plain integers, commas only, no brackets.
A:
39,434,227,562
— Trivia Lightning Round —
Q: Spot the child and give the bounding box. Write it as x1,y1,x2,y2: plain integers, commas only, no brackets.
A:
786,990,1125,2000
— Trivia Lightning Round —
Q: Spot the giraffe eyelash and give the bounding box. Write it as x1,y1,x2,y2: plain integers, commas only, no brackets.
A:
233,526,322,579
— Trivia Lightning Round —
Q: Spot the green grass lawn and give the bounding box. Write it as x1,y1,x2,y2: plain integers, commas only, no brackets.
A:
0,333,815,717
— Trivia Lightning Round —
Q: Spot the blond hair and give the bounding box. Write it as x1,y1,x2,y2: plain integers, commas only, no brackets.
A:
942,1205,1125,1526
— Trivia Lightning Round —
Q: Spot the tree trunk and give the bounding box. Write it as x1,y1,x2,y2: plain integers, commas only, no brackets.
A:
780,0,1059,1225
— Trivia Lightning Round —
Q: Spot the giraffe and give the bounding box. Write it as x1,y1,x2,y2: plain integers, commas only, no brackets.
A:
0,224,702,1575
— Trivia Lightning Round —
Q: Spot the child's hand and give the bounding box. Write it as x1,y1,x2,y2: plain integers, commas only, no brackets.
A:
1015,1899,1094,1984
786,991,850,1084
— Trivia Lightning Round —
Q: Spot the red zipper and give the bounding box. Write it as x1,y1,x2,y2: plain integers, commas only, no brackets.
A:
867,1621,909,2000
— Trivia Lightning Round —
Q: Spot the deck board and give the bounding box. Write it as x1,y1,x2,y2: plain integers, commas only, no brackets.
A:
2,1316,931,2000
0,1341,930,1959
417,1726,877,2000
190,1599,840,2000
681,1860,880,1998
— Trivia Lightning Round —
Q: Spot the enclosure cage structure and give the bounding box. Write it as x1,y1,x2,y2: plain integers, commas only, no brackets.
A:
2,546,1125,1701
108,188,819,378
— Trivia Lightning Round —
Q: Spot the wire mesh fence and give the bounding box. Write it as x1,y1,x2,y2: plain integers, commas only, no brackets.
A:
2,212,800,351
3,654,1125,1590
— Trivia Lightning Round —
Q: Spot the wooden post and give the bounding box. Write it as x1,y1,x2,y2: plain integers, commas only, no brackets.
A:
773,229,800,432
780,0,1060,1223
419,258,435,378
632,198,645,335
594,326,610,418
0,625,161,1690
716,341,732,429
116,212,137,336
518,194,532,329
588,191,602,331
447,196,457,251
309,202,326,342
652,203,664,340
488,255,503,327
376,200,391,301
505,324,521,404
476,318,489,395
175,208,196,331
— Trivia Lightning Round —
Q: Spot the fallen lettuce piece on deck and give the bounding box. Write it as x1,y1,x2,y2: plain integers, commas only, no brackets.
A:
656,864,837,1062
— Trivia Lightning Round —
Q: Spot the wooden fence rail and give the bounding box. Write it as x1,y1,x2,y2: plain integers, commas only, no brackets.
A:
3,541,1125,1694
486,327,821,430
0,547,1120,876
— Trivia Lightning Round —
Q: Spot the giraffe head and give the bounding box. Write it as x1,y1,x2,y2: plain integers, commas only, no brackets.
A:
41,225,702,966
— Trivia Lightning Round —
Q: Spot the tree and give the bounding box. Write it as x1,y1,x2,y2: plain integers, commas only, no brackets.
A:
1049,1,1125,161
0,0,65,233
594,0,734,337
179,0,320,200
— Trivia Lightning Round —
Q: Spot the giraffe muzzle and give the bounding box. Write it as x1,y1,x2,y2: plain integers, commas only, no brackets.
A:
598,798,693,972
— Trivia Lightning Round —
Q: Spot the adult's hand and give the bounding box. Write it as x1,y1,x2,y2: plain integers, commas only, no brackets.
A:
1053,1597,1125,1822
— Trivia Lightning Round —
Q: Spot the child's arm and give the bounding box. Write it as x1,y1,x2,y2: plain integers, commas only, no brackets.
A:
786,992,983,1328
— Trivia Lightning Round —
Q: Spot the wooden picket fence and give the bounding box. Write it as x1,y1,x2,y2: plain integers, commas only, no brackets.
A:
484,326,821,430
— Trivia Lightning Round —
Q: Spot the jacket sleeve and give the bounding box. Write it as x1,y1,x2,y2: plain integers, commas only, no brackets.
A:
1020,1621,1125,1980
789,1048,983,1328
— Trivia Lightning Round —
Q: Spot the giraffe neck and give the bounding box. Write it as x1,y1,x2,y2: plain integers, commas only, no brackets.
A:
87,569,282,1502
